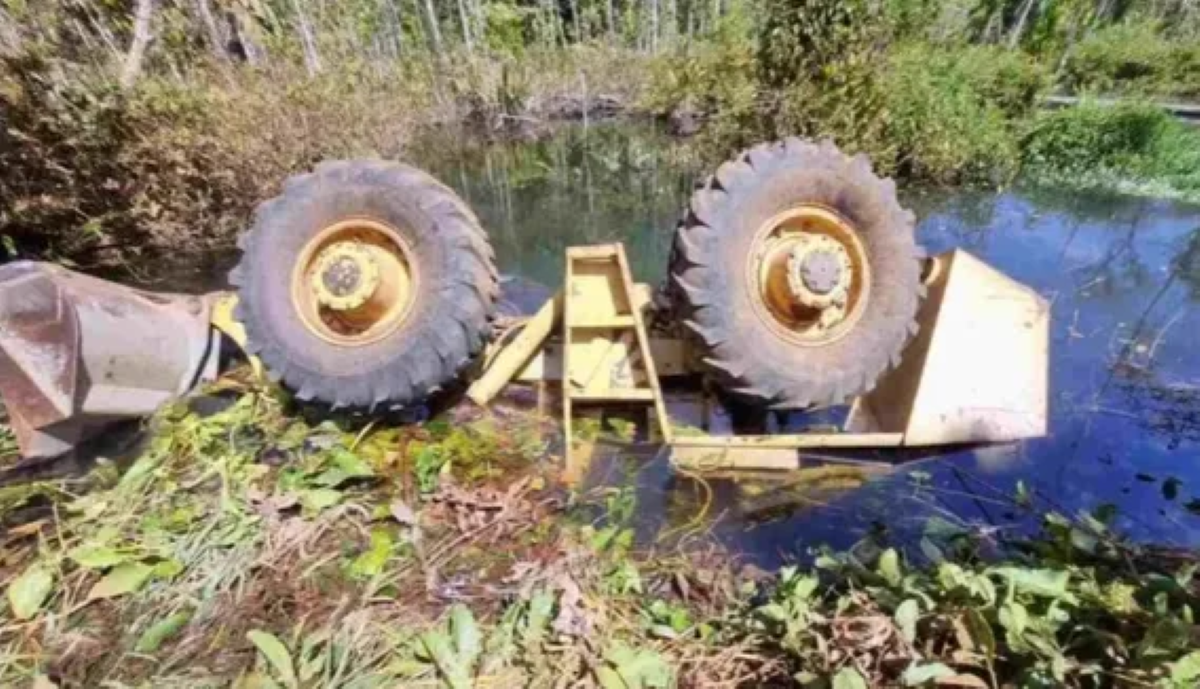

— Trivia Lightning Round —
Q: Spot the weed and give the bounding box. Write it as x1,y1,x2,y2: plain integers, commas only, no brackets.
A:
1022,100,1200,201
1,383,1198,686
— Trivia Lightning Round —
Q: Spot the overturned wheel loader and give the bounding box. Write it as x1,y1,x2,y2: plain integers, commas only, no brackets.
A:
0,139,1049,471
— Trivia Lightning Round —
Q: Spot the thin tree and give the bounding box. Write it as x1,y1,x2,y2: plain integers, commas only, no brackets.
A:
195,0,229,61
1008,0,1039,49
120,0,157,89
421,0,444,56
457,0,474,51
290,0,322,75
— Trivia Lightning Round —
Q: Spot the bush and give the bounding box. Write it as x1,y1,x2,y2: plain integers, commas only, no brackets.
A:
1062,21,1200,99
642,15,760,153
881,43,1048,183
1022,101,1200,199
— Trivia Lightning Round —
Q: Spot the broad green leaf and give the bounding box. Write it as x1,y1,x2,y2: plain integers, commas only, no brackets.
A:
247,630,297,688
349,528,393,579
420,630,470,689
595,666,625,689
298,488,342,512
7,563,54,620
88,562,154,600
522,590,555,648
330,448,374,478
450,604,482,671
992,567,1070,599
999,601,1028,638
135,611,192,653
605,642,672,688
832,666,869,689
68,545,129,570
231,672,280,689
894,599,920,643
963,608,996,660
153,558,185,580
878,548,902,586
1170,651,1200,684
902,662,954,686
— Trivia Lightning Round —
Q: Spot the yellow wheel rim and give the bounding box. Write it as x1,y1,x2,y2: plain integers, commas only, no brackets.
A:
290,218,418,347
747,204,870,346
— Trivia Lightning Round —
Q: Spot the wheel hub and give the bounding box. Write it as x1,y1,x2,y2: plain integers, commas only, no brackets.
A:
786,236,852,309
749,205,870,346
291,219,417,347
311,242,380,311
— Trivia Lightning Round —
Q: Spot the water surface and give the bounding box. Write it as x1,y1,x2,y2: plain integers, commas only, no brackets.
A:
130,121,1200,565
414,123,1200,565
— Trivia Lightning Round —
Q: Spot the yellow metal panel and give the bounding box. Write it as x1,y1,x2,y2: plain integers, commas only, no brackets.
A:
467,292,562,406
846,249,1049,445
671,433,904,449
210,293,263,379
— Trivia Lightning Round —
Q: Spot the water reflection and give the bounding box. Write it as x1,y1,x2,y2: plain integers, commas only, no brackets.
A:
412,122,1200,565
409,121,702,287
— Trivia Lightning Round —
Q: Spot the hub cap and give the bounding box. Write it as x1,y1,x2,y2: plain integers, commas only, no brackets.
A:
291,219,417,347
748,205,870,345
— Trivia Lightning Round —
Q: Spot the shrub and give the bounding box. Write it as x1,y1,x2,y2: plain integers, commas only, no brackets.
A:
1022,101,1200,199
881,43,1048,183
1062,21,1200,99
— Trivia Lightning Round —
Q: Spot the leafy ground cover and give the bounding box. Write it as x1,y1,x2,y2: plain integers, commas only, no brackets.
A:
0,372,1198,688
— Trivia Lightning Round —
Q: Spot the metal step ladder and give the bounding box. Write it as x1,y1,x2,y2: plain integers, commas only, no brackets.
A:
562,244,673,474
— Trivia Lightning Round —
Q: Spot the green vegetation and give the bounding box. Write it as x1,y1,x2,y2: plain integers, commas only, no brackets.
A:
1022,101,1200,199
4,1,1200,263
1,379,1198,686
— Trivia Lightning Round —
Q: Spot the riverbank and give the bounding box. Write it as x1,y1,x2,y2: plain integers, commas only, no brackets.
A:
2,381,1198,686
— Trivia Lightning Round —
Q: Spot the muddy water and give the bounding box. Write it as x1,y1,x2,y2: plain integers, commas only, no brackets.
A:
136,121,1200,566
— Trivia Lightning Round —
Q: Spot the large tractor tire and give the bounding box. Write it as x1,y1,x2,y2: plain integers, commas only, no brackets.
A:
669,139,922,408
230,160,498,410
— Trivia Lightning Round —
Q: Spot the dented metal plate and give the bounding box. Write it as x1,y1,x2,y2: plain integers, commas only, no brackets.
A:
846,249,1050,445
0,262,221,459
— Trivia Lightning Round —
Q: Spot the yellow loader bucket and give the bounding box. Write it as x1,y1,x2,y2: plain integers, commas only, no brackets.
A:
846,249,1050,445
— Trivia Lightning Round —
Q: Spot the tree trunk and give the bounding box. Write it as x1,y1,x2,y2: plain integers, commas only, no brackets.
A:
421,0,444,56
290,0,322,75
456,0,473,51
195,0,229,61
606,0,615,39
120,0,156,89
381,0,405,57
1007,0,1037,49
568,0,582,41
650,0,660,52
226,9,265,65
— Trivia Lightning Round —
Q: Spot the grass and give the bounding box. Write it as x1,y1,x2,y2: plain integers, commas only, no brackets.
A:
1,370,1198,687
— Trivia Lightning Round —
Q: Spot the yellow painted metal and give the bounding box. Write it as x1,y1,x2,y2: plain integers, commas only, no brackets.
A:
210,293,263,379
463,243,1049,476
562,244,673,477
514,335,689,382
749,204,870,346
309,241,381,311
845,249,1050,445
467,292,563,406
290,219,417,347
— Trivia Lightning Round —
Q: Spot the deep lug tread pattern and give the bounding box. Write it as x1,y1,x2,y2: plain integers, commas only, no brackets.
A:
667,138,924,408
229,160,498,411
